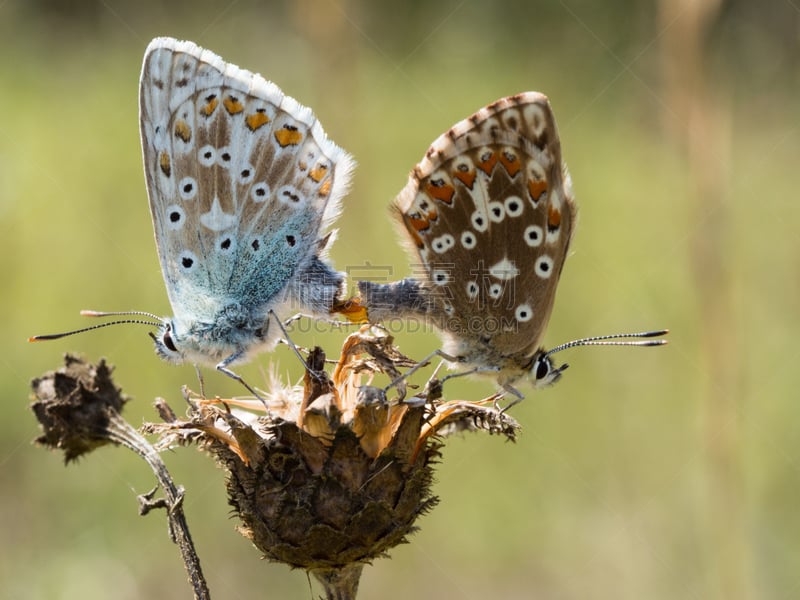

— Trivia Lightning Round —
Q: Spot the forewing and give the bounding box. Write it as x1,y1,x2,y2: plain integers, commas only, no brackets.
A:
140,38,353,322
394,93,575,357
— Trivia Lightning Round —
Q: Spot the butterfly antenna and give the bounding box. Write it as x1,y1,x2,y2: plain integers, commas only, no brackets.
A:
80,309,163,321
545,329,669,358
29,311,163,342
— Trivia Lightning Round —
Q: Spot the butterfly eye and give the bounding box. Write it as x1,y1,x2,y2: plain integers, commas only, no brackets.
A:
531,354,568,388
535,357,550,381
162,328,178,353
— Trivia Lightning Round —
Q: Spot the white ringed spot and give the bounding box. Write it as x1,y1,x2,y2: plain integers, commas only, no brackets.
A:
466,280,479,300
432,234,455,254
216,146,233,168
178,177,197,201
166,205,185,230
515,303,534,323
535,255,554,279
471,210,488,232
487,201,505,223
461,230,477,249
238,165,255,185
524,225,543,247
432,269,450,286
198,145,216,167
217,235,237,254
504,195,524,217
178,250,198,272
251,182,270,203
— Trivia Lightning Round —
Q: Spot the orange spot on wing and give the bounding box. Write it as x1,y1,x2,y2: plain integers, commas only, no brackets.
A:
402,212,430,248
499,151,521,177
426,181,455,204
159,151,171,177
318,179,332,196
174,119,191,143
309,164,329,183
275,126,303,147
477,150,498,175
200,96,218,117
548,205,561,230
223,95,245,114
528,178,548,202
245,112,270,131
453,168,476,189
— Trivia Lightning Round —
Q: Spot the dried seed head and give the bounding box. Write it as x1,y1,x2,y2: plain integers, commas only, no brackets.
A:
30,354,128,462
149,326,520,570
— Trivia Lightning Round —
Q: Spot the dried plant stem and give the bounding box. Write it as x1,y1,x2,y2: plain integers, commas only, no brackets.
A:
311,565,364,600
105,414,211,600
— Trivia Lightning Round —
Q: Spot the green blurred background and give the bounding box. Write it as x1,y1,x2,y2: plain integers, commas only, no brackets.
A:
1,0,798,598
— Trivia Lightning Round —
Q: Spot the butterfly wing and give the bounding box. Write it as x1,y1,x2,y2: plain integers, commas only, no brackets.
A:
140,38,353,326
393,93,576,360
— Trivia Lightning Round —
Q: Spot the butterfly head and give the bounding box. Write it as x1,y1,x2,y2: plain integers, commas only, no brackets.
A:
525,329,669,389
528,350,570,388
149,320,184,363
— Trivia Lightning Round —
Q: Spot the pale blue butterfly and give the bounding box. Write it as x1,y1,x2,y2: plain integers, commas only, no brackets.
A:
31,37,357,397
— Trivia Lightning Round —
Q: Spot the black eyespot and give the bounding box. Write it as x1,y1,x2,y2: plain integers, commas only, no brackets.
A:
170,211,181,223
162,330,178,352
220,238,231,250
255,187,266,197
182,182,193,193
251,239,260,251
241,169,251,178
475,216,484,226
286,235,296,247
492,206,502,217
221,152,231,162
539,261,550,272
204,151,212,159
508,200,519,211
182,256,193,268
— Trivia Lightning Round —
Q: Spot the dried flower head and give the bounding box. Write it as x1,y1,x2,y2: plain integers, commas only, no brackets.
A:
147,326,520,573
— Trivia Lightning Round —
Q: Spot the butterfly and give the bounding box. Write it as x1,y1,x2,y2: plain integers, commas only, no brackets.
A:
31,37,361,397
358,93,666,402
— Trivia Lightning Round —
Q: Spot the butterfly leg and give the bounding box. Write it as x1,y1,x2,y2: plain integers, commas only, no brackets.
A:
268,310,311,367
268,310,327,385
215,352,268,409
193,365,207,399
384,349,461,398
494,383,525,413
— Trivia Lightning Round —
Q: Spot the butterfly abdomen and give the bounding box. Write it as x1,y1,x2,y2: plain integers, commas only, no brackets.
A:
359,278,436,323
